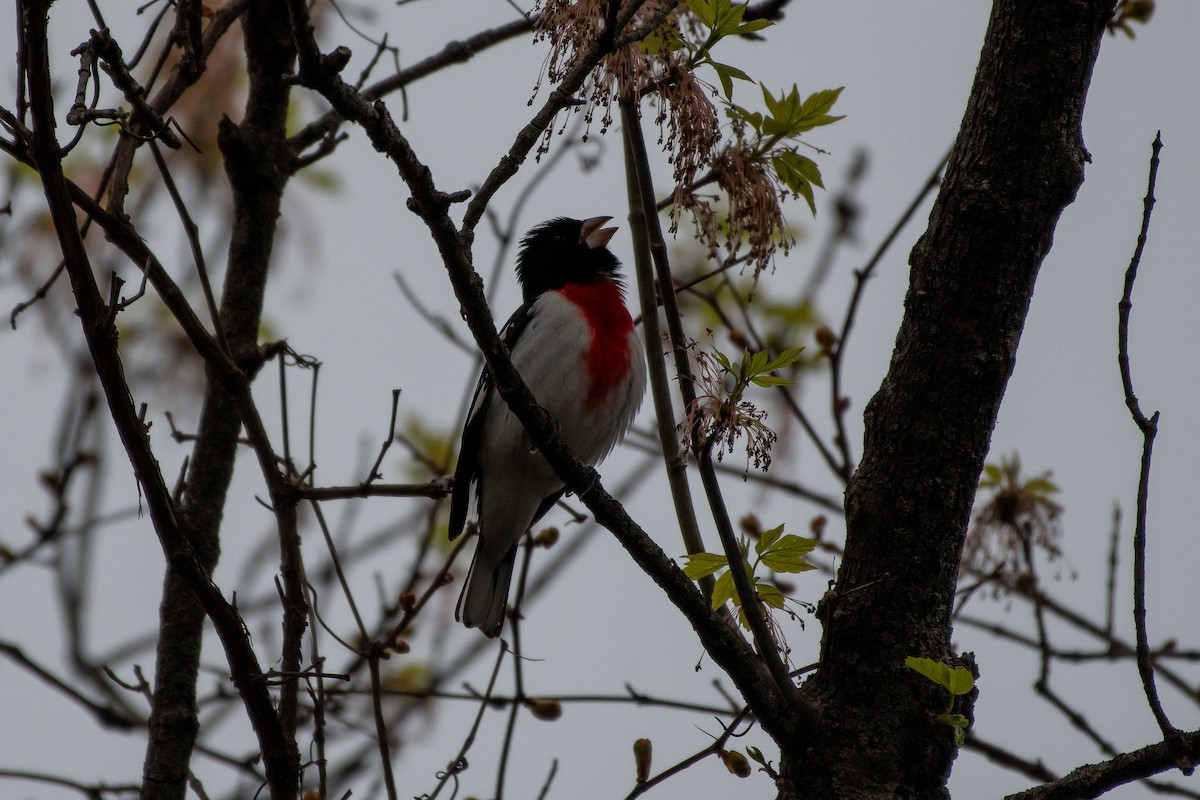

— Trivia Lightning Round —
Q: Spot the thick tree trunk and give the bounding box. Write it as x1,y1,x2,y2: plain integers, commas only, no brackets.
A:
784,1,1114,797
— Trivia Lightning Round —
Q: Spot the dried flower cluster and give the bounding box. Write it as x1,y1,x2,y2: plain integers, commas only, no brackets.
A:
680,339,779,472
533,0,671,140
961,458,1071,595
534,0,786,275
660,59,721,225
709,138,786,269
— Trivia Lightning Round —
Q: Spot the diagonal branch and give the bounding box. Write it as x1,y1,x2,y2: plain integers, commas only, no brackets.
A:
288,17,536,160
1003,728,1200,800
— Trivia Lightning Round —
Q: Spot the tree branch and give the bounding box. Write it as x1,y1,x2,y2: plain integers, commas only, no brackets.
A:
20,5,296,797
620,97,709,593
1116,131,1187,766
1003,729,1200,800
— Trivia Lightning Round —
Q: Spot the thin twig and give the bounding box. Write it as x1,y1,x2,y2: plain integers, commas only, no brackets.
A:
698,445,802,710
495,538,537,800
306,496,370,642
0,640,139,730
1104,503,1121,637
0,769,140,799
964,734,1057,783
1116,131,1181,758
146,139,228,353
425,643,509,800
366,653,400,800
624,707,754,799
364,389,402,485
294,480,450,501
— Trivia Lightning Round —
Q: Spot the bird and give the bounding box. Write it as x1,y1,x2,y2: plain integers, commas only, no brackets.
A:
448,216,647,638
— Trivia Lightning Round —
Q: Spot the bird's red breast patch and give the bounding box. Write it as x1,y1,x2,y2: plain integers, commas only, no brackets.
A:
556,281,635,410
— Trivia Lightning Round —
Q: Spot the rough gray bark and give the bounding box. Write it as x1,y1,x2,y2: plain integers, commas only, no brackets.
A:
784,1,1115,797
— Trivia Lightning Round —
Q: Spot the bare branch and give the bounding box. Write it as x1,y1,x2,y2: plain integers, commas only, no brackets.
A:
0,640,139,730
1003,729,1200,800
1116,132,1185,763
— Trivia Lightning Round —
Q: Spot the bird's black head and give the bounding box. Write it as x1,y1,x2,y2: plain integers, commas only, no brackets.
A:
515,216,622,304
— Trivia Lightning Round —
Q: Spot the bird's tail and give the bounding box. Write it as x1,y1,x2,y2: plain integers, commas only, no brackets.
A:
458,543,517,638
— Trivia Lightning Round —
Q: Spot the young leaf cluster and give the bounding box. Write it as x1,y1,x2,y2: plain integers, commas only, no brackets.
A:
641,0,844,227
729,84,845,214
715,346,806,391
639,0,769,98
904,657,975,745
978,455,1060,501
684,345,804,471
682,0,772,99
681,524,816,631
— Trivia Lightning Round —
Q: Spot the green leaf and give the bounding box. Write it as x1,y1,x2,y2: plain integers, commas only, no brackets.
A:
737,17,773,34
763,347,805,372
687,0,716,27
711,569,736,610
938,713,971,746
1023,477,1060,495
979,463,1002,488
728,104,763,133
799,86,842,117
713,348,734,374
711,61,752,100
794,175,817,215
774,152,824,188
682,552,728,579
795,86,846,132
945,667,975,696
760,84,845,138
750,374,794,388
640,25,690,56
771,155,801,193
746,350,769,374
298,167,341,192
905,656,953,690
712,0,746,35
755,524,784,555
716,67,734,101
755,580,785,609
759,534,817,573
761,114,790,138
741,347,803,386
771,152,822,215
905,657,975,696
760,82,784,120
793,154,825,188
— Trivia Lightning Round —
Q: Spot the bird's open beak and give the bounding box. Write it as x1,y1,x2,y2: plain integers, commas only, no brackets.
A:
580,216,618,250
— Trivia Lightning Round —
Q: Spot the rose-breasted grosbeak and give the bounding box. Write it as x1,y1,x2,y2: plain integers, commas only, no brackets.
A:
449,216,647,637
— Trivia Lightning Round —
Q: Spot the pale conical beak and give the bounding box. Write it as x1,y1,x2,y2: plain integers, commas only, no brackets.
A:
580,215,618,249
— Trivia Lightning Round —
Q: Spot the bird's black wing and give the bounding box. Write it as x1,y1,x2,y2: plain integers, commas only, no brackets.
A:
447,304,534,540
